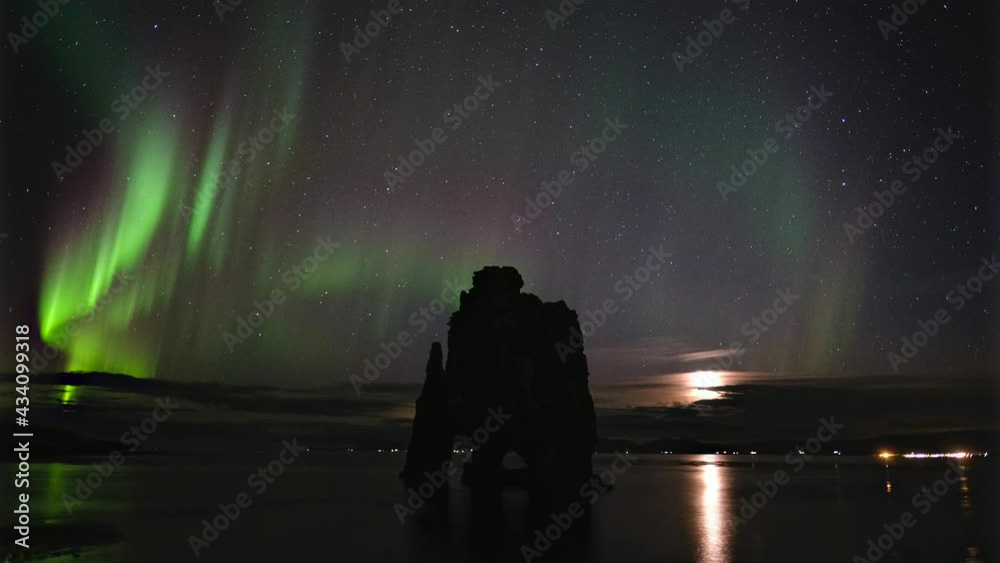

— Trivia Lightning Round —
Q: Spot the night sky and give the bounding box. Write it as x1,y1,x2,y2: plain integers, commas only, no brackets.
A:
1,0,997,439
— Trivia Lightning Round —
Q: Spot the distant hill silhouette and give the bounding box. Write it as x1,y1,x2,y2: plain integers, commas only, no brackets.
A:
401,266,598,492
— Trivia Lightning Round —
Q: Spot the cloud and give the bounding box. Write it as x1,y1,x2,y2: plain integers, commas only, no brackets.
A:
13,371,996,449
587,336,734,379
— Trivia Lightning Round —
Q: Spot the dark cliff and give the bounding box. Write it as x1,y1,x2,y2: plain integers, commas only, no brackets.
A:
401,266,597,490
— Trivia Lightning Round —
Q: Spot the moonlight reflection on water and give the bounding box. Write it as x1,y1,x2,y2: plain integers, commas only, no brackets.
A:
697,455,732,563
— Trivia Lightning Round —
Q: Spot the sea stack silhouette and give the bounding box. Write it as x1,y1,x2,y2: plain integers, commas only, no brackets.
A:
401,266,597,494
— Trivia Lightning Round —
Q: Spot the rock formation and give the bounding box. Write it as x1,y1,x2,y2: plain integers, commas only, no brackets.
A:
400,342,453,485
401,266,597,491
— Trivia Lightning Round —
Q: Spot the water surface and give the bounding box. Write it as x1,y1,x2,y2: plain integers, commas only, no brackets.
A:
5,453,994,562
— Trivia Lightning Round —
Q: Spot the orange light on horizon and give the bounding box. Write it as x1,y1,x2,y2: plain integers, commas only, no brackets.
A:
691,388,723,401
691,370,723,388
689,371,725,402
901,451,976,459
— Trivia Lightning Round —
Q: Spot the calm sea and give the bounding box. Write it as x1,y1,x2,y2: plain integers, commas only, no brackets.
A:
5,453,994,562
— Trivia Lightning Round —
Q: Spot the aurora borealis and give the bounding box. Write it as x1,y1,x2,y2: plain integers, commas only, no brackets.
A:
2,0,996,396
1,5,998,561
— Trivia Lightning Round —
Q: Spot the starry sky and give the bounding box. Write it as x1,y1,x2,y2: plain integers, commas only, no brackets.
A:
2,0,997,422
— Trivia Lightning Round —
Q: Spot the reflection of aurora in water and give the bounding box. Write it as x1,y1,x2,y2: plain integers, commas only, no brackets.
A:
17,440,993,562
60,385,78,406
